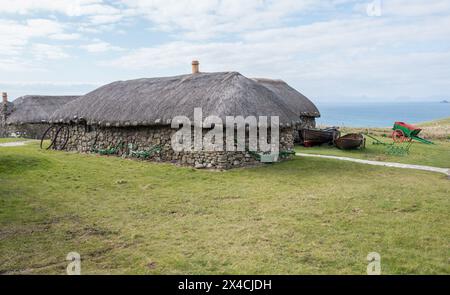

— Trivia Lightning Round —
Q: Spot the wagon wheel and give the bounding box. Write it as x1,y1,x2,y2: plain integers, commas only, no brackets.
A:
40,126,70,150
52,125,70,151
40,126,57,150
392,129,406,143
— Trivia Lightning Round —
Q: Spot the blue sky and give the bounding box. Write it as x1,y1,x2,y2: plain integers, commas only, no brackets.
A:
0,0,449,103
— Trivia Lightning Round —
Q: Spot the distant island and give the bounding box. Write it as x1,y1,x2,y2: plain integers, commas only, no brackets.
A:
440,100,449,103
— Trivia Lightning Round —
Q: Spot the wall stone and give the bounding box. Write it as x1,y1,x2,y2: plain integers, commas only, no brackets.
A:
293,116,316,143
52,124,295,169
0,103,8,137
0,123,7,138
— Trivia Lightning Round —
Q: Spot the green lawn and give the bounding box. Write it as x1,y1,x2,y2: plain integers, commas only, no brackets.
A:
0,142,449,274
296,136,450,168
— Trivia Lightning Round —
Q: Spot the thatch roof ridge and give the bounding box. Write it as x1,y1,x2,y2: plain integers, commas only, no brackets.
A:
250,77,285,84
51,72,305,127
251,78,320,117
6,95,80,125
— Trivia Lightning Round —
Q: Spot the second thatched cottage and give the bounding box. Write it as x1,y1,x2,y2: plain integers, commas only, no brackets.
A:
48,62,320,169
1,93,79,139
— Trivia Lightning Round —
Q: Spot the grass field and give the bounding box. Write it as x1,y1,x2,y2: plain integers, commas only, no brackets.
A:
418,117,450,127
300,117,450,168
296,136,450,168
1,142,449,274
417,117,450,140
333,117,450,140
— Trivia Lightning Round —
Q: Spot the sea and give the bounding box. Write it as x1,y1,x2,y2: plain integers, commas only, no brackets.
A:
315,102,450,127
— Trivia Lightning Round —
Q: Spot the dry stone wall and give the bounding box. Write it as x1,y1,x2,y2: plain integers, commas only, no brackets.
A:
57,124,294,169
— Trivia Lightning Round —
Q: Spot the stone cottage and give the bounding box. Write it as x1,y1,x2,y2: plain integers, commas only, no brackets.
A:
1,94,79,139
0,93,14,137
49,62,320,169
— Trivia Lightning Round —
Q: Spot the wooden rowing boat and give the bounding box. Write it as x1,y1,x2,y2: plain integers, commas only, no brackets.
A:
300,127,340,147
334,133,365,150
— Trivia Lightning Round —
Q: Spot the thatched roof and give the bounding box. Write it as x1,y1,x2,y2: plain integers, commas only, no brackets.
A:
51,72,318,127
251,78,320,117
6,95,79,125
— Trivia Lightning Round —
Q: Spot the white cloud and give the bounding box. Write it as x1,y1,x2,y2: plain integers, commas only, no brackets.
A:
31,43,69,60
382,0,450,17
0,0,119,16
0,18,65,53
0,18,73,73
106,9,450,98
1,0,450,100
88,14,124,25
80,40,123,53
0,57,39,72
25,18,63,34
108,14,450,69
122,0,322,39
49,33,82,40
0,0,125,31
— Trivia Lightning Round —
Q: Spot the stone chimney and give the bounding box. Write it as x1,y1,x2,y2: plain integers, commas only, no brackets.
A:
1,92,7,135
192,60,199,74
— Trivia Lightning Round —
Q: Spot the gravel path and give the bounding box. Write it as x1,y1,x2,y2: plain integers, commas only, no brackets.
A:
296,153,450,176
0,140,34,147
